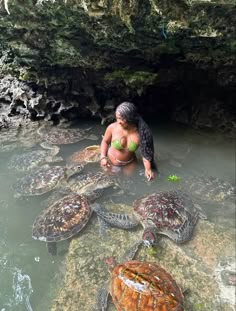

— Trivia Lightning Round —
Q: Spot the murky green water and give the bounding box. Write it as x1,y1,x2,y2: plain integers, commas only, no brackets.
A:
0,120,235,310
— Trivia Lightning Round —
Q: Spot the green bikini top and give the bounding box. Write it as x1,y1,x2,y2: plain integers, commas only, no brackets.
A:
111,137,139,152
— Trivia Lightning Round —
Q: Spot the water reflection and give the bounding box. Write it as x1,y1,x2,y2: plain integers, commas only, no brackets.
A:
0,120,235,310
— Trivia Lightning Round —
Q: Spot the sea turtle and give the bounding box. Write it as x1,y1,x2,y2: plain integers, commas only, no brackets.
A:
37,124,98,145
8,142,63,172
67,171,123,195
221,270,236,287
94,190,204,246
132,190,203,245
13,164,83,197
0,123,42,152
96,242,184,311
181,175,235,204
32,192,137,255
68,145,101,165
41,171,124,208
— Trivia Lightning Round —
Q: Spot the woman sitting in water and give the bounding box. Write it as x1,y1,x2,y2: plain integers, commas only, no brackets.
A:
100,101,156,180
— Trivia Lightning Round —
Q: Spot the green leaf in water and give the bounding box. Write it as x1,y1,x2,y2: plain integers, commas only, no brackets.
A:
167,175,181,182
146,247,158,257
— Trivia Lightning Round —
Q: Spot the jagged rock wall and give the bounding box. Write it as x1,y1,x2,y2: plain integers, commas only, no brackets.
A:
0,0,235,135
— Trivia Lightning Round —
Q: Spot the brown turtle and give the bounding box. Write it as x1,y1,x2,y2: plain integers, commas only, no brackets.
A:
13,164,83,197
96,242,184,311
132,190,203,246
41,170,123,208
181,175,235,204
68,145,101,165
67,171,122,195
94,190,204,247
8,142,63,172
32,192,137,255
37,124,97,145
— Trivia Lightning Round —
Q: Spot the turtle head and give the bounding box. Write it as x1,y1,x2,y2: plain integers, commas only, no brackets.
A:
105,256,116,272
40,142,60,156
142,227,158,248
66,164,84,178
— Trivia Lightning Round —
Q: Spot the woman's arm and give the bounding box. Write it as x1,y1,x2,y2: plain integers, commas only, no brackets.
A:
142,158,154,181
100,124,113,167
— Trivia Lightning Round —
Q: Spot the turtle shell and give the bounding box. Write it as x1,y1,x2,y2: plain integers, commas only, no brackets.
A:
44,128,85,144
68,145,101,165
110,260,184,311
8,149,60,172
13,166,67,196
68,171,116,194
8,150,46,171
183,176,235,203
38,126,97,145
133,190,198,243
32,193,92,242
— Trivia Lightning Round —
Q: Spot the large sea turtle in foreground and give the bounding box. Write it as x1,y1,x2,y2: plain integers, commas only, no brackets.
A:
37,124,98,145
95,241,184,311
68,145,101,165
13,164,83,197
94,190,204,246
32,192,137,255
8,142,63,172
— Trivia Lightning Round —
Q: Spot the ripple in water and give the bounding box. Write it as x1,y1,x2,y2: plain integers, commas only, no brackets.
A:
0,260,33,311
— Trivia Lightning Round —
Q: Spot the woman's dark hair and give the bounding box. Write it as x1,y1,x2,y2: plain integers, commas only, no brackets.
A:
116,102,156,169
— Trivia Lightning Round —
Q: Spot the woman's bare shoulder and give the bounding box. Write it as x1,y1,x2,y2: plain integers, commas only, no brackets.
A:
107,122,118,131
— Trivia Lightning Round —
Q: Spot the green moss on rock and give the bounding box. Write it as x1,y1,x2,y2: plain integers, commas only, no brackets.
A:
104,68,158,88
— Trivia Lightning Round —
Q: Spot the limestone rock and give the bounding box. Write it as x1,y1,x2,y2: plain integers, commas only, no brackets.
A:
51,203,235,311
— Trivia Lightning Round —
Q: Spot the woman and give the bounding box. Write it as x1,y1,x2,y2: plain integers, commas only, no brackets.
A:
100,102,156,180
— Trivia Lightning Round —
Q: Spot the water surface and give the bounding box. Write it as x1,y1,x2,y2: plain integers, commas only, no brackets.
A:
0,120,235,310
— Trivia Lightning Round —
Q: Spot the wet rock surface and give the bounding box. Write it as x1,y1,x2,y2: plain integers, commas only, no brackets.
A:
0,1,235,136
51,203,235,311
0,121,42,153
0,75,91,125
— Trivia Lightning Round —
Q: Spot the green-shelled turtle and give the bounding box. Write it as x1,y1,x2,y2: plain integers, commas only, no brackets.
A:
68,171,122,195
181,175,235,204
8,142,63,172
13,164,83,197
132,190,204,245
41,171,121,208
94,190,205,246
37,124,97,145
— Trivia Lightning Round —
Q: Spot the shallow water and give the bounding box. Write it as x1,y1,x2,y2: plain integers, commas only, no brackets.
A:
0,119,235,310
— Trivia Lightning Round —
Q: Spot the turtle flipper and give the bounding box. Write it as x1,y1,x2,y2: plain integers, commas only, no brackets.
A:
46,242,57,256
88,134,98,141
97,215,109,236
45,156,63,163
84,189,104,202
95,286,109,311
158,215,198,244
92,203,139,229
121,240,143,262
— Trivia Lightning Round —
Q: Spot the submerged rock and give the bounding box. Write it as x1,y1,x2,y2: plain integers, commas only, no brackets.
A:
51,203,235,311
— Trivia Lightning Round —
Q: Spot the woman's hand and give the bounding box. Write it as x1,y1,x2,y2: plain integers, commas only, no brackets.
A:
143,158,154,181
145,169,154,181
100,157,109,168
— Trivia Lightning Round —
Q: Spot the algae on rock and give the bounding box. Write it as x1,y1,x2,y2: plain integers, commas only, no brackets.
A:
51,203,236,311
